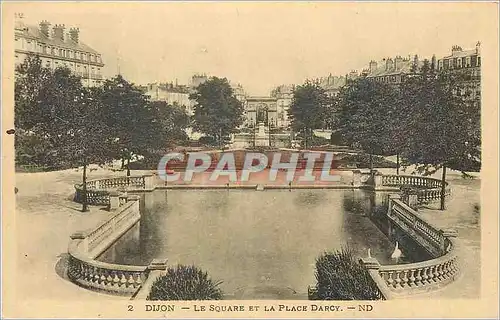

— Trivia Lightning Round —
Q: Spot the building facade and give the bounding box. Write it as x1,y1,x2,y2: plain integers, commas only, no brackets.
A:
437,42,481,102
270,84,294,128
14,16,105,87
144,83,194,115
364,55,423,85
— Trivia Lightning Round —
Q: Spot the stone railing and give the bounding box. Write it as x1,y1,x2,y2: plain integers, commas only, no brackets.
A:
74,175,154,206
381,174,446,189
361,194,459,299
388,194,448,257
362,239,459,298
67,194,167,296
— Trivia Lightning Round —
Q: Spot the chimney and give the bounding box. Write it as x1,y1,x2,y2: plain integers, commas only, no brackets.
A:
369,60,378,73
451,45,463,54
475,41,481,54
385,58,394,71
69,27,79,43
39,20,50,37
53,24,65,41
394,56,403,71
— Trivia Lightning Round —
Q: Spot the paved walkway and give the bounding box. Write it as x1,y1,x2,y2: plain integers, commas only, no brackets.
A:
412,174,481,299
15,168,129,302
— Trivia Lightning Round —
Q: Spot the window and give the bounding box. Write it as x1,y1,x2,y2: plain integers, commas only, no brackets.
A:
438,60,443,70
478,57,481,66
466,57,471,67
59,49,62,56
457,58,462,68
51,47,54,55
46,61,50,68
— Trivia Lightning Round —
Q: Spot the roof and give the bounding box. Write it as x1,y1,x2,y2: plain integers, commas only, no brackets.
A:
15,23,100,55
365,58,424,78
442,49,478,59
246,96,277,101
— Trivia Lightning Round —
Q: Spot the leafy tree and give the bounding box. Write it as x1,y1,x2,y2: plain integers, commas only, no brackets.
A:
15,54,113,211
335,78,400,170
100,75,159,175
400,60,481,210
289,81,329,149
190,77,244,149
149,101,190,148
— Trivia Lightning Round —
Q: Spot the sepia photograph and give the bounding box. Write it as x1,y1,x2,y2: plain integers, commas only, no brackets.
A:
1,1,498,319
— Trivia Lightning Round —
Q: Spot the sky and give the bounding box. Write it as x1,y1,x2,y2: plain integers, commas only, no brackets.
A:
7,2,496,95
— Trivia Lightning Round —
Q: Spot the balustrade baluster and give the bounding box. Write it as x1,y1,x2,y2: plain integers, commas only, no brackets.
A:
120,273,128,288
392,272,401,289
106,273,113,286
127,274,136,288
408,269,416,287
422,267,430,284
386,271,394,288
113,272,120,288
400,270,409,288
135,272,143,286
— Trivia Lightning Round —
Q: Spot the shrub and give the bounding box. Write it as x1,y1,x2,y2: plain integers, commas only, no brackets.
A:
313,247,383,300
147,265,223,300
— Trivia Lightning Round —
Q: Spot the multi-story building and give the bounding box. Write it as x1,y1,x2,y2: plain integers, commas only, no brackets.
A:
437,42,481,102
364,55,423,86
317,74,347,97
144,82,193,115
14,16,105,87
270,84,294,128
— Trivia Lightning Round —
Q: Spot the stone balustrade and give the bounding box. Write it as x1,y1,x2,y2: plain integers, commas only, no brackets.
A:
388,194,447,257
377,246,459,295
70,171,459,299
361,193,460,298
67,194,166,296
381,174,451,207
74,175,154,206
67,252,148,296
382,174,446,189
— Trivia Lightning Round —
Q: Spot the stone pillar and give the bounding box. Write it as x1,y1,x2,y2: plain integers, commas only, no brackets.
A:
407,191,419,210
373,170,383,190
70,232,89,253
360,256,381,270
387,193,401,215
108,191,120,211
144,174,154,191
148,258,168,271
352,170,362,187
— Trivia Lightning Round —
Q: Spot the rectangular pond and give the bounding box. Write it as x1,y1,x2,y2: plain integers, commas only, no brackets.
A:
98,189,412,299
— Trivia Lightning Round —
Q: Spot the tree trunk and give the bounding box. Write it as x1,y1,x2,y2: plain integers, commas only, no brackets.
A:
82,163,88,212
396,153,400,175
121,158,125,169
440,165,447,210
268,123,272,147
369,154,373,171
126,157,131,177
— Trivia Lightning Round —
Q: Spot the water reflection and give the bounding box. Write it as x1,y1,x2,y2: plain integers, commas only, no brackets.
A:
98,189,429,298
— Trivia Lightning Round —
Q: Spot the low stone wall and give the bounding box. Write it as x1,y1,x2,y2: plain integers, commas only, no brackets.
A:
67,194,166,296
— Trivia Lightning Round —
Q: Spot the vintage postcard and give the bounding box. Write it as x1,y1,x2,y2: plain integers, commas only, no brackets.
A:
1,1,499,319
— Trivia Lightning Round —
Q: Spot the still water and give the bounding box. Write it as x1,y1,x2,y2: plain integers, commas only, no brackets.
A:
99,189,401,299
